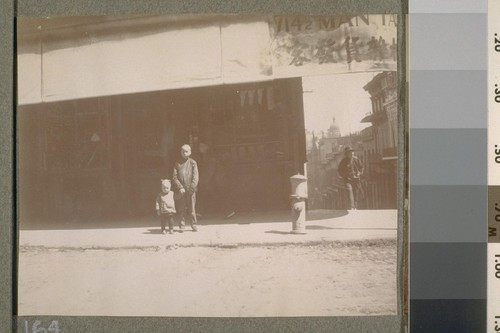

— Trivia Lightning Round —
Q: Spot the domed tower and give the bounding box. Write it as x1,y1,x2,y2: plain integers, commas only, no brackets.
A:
327,117,341,138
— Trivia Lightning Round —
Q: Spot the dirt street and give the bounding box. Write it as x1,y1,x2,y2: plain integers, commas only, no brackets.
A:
18,239,397,317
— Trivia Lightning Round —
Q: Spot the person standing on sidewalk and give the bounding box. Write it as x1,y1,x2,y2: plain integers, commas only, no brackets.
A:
173,144,199,232
156,179,176,234
338,146,363,210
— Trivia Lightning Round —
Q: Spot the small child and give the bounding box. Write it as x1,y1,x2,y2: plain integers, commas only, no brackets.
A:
156,179,176,234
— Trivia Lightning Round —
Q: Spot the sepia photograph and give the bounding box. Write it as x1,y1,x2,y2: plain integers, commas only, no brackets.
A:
16,14,400,317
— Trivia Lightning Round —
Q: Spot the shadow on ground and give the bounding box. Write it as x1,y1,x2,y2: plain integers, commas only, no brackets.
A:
20,209,349,231
143,228,198,235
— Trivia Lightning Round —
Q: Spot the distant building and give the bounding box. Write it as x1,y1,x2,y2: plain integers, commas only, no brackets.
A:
327,117,341,138
361,71,398,209
306,71,398,210
306,117,362,210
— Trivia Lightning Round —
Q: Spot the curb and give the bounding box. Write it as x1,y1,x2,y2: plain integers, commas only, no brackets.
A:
19,238,397,252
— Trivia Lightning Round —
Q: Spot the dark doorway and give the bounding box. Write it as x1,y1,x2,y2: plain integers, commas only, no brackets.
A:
18,78,306,225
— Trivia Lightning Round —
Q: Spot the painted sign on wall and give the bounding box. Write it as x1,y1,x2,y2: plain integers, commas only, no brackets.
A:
269,15,398,77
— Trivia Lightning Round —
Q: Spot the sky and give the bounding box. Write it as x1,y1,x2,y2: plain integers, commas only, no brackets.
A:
302,72,382,136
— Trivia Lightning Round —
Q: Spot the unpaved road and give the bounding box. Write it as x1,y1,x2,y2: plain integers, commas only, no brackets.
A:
18,240,397,317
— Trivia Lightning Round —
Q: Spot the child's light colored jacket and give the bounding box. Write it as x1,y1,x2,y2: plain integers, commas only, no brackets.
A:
156,191,176,214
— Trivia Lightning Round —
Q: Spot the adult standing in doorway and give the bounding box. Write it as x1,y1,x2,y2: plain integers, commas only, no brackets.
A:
173,144,199,232
338,146,363,210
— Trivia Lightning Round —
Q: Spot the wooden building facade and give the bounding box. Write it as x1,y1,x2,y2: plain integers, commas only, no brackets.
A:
18,79,306,221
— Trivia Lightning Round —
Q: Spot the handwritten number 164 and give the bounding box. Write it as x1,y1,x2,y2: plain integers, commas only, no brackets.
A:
25,320,60,333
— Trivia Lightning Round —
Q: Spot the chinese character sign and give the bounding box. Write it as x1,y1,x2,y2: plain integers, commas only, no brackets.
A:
269,15,397,77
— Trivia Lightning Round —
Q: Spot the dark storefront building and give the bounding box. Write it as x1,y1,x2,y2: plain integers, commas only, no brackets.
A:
18,79,306,221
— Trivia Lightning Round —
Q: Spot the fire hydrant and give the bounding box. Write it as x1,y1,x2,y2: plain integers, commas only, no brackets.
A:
290,174,308,234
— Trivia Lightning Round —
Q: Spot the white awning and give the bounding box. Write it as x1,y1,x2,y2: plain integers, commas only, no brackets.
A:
17,14,397,105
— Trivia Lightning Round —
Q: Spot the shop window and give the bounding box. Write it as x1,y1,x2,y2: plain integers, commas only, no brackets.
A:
137,109,166,169
210,84,289,164
43,101,109,170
